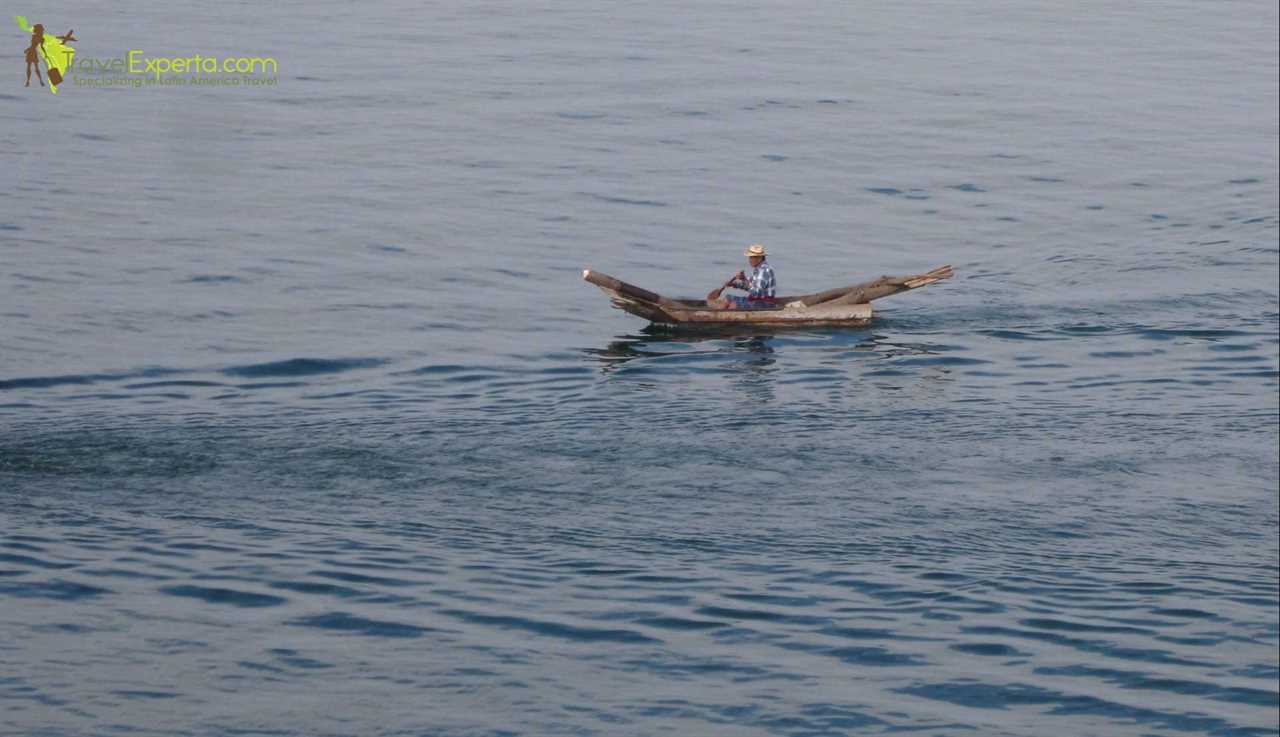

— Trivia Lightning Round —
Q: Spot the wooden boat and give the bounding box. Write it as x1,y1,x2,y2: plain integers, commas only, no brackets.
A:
583,265,953,328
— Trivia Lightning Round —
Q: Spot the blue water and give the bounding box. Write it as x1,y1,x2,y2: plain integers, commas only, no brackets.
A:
3,1,1278,735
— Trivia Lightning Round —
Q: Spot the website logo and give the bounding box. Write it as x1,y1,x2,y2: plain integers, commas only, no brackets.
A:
16,14,278,93
16,15,75,94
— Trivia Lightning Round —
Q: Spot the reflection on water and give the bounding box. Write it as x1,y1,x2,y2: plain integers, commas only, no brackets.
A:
730,336,777,404
586,332,777,367
582,329,971,406
584,329,947,374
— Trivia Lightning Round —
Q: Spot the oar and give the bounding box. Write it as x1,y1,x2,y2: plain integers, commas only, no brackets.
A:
706,272,743,303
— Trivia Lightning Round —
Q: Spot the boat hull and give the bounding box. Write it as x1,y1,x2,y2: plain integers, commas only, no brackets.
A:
632,302,872,328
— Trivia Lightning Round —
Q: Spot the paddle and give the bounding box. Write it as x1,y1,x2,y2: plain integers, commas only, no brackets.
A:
706,271,745,303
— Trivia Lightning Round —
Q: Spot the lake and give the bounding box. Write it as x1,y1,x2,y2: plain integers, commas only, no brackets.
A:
2,1,1277,735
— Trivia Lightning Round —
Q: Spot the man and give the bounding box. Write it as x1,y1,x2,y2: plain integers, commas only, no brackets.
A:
708,244,777,309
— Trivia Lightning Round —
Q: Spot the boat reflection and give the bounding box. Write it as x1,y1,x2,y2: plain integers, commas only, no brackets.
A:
583,330,780,402
583,327,950,377
581,327,962,406
584,331,778,374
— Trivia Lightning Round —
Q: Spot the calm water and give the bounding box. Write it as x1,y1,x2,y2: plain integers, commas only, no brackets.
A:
3,2,1278,735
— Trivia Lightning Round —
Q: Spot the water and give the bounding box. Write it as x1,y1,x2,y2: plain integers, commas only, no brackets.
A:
3,1,1278,735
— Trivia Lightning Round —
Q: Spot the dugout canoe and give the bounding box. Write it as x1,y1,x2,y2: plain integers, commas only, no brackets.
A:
582,265,953,328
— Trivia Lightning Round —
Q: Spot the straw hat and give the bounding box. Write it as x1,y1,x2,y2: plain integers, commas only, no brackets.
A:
744,244,767,257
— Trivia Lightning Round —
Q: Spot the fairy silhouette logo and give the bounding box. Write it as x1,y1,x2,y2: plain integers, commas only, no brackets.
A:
16,15,75,94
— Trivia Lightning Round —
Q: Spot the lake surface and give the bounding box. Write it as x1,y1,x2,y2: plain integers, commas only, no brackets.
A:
2,1,1278,735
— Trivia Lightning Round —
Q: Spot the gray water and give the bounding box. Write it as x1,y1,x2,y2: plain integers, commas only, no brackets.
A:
2,2,1278,735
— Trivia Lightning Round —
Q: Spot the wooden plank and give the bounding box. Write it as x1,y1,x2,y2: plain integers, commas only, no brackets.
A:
790,265,953,306
582,269,666,305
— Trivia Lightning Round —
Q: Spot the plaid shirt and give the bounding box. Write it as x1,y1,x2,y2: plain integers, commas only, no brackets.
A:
731,261,776,299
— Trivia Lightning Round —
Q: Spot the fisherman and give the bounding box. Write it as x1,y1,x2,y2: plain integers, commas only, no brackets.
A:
708,244,777,309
